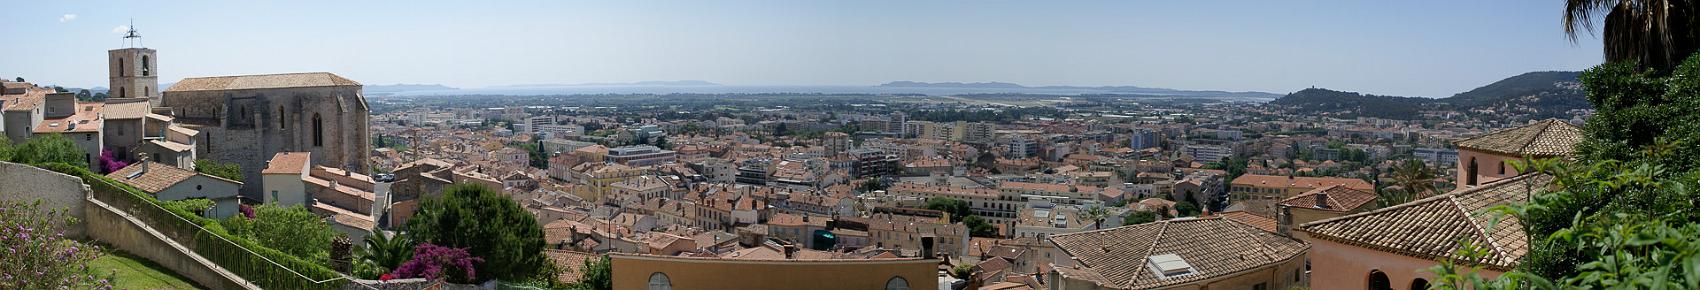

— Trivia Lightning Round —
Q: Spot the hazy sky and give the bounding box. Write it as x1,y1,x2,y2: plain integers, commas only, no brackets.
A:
2,1,1603,97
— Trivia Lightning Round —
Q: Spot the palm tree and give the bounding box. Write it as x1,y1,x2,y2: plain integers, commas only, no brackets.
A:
1385,159,1439,207
354,228,414,279
1564,0,1699,72
1080,205,1110,230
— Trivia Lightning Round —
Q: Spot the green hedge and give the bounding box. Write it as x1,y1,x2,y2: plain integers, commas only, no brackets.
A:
38,162,348,289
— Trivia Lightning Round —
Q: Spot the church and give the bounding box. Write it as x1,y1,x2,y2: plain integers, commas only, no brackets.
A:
160,72,371,201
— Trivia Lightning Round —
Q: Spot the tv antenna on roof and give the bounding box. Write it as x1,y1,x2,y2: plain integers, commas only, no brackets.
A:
122,19,143,48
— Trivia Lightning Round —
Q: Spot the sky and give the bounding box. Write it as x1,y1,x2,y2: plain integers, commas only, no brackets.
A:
1,1,1604,97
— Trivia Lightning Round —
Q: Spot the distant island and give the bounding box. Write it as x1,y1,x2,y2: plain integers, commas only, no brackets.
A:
878,81,1026,88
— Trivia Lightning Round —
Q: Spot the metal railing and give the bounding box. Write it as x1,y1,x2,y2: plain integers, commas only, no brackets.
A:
85,174,361,290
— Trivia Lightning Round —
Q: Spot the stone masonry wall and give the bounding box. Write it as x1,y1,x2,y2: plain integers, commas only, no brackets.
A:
0,161,89,238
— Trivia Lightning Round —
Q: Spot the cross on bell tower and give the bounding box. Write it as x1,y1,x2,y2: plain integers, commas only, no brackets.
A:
122,19,143,48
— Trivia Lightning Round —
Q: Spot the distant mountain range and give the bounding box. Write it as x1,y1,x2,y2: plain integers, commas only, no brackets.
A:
1269,71,1588,119
366,84,458,93
878,81,1284,99
489,80,722,88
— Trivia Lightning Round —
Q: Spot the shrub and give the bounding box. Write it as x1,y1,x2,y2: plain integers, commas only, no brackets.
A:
0,199,113,289
12,134,87,169
194,159,244,182
407,183,548,282
389,243,481,283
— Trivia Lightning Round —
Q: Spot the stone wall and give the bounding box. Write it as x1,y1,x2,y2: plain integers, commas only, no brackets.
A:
85,197,257,290
0,161,89,238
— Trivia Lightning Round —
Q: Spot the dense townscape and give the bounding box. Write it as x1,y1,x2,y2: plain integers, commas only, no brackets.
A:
5,1,1700,290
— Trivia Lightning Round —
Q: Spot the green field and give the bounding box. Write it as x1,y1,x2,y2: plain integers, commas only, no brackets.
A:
88,249,204,290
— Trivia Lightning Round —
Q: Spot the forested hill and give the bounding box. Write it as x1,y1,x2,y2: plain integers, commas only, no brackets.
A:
1268,88,1437,119
1269,71,1589,119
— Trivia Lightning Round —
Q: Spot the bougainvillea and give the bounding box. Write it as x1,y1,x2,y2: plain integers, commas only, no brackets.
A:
97,149,128,174
388,243,481,283
0,200,113,289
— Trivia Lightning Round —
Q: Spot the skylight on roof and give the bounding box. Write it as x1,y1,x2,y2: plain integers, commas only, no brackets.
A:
1146,254,1195,278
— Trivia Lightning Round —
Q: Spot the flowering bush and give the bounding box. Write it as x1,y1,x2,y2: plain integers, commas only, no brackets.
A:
97,149,128,174
238,204,255,219
0,200,112,289
389,243,481,283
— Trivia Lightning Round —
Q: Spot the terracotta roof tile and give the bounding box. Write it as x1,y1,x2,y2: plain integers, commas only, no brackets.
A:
1049,217,1307,289
1278,185,1378,212
165,72,360,92
263,152,312,174
1296,174,1552,271
1453,119,1583,156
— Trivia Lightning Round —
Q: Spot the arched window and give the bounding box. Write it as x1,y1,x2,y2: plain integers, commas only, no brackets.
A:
885,276,909,290
1368,270,1391,290
118,88,125,98
142,55,151,76
1498,160,1506,175
1466,157,1479,186
1411,278,1430,290
647,272,671,290
312,113,324,147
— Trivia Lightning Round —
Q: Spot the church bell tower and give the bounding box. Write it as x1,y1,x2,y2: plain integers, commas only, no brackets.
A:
109,20,159,106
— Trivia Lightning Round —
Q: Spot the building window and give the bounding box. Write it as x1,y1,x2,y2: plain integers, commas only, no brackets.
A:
1498,161,1506,175
1466,157,1479,186
1253,283,1268,290
1411,278,1430,290
1368,270,1391,290
647,272,671,290
312,113,324,147
885,277,909,290
272,190,279,202
119,88,125,98
142,55,151,76
119,58,125,77
279,107,287,130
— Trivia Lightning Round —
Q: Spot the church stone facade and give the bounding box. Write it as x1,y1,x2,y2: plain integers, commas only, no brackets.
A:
107,48,159,103
161,72,370,201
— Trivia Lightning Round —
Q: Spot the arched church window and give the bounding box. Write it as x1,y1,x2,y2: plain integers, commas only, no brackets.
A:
313,113,324,147
119,88,125,98
142,55,151,76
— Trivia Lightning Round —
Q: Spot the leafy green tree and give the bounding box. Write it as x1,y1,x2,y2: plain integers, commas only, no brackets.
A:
248,204,337,266
963,215,999,238
194,159,244,182
568,255,611,290
12,134,87,168
1123,211,1158,225
407,183,548,282
923,197,972,223
0,137,14,162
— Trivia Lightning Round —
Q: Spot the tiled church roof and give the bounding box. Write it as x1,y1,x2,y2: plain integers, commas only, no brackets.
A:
165,72,360,92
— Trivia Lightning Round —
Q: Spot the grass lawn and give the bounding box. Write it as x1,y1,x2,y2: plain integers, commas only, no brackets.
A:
88,249,204,290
